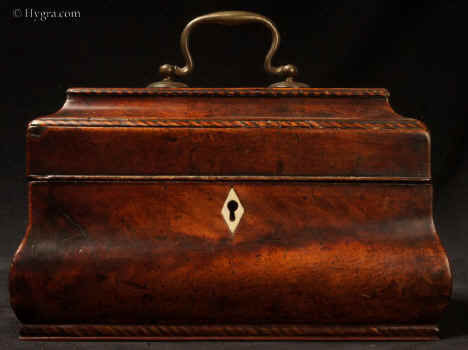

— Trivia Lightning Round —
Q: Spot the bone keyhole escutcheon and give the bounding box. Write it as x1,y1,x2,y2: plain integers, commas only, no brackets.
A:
221,188,244,234
227,200,239,221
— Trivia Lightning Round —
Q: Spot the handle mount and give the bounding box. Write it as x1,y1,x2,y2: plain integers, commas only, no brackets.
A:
148,11,309,88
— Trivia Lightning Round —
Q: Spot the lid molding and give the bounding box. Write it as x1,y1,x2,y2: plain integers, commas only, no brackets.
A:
66,87,390,97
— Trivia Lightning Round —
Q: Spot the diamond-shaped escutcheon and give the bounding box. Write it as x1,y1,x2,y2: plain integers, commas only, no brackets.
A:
221,188,244,234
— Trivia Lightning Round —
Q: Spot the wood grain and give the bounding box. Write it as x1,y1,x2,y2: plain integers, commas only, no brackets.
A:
10,87,452,341
11,182,451,326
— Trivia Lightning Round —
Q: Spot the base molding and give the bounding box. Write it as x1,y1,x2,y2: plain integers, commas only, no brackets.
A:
20,324,439,341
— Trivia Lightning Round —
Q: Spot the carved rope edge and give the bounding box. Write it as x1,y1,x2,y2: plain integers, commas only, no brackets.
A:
66,88,390,97
31,119,424,129
21,324,437,337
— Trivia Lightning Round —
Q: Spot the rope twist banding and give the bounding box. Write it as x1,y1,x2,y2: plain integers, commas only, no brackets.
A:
31,119,424,129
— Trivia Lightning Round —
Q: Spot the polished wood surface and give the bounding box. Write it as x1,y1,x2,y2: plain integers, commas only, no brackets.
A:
27,126,429,178
27,88,429,178
12,182,450,324
10,87,452,340
53,88,393,119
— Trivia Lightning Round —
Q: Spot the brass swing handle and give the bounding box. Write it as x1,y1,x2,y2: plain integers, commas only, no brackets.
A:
148,11,309,88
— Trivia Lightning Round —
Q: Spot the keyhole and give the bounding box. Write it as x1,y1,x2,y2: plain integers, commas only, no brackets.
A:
227,200,239,221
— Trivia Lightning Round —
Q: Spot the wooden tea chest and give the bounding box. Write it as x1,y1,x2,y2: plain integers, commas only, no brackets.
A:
10,11,451,341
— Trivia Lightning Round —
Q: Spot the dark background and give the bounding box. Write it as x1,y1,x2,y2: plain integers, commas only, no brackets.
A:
3,0,465,348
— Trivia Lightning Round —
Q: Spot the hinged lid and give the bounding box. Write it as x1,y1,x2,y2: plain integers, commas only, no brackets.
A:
26,11,430,182
27,87,429,182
